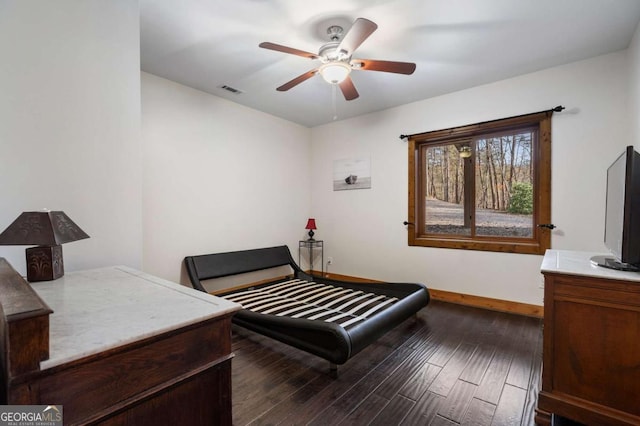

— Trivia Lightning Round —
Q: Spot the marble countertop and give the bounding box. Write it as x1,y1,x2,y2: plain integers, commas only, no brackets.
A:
31,266,241,370
541,249,640,282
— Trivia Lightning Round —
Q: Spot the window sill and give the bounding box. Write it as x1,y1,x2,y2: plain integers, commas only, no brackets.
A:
409,235,547,255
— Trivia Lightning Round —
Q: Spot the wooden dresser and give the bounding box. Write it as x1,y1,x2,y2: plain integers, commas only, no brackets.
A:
0,259,241,425
536,250,640,426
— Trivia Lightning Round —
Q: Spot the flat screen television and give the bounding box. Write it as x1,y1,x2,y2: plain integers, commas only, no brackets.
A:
591,145,640,271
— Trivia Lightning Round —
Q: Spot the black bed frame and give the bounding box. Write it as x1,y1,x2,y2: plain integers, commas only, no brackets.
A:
184,245,430,370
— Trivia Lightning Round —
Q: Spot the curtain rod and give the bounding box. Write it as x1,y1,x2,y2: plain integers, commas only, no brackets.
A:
398,105,565,140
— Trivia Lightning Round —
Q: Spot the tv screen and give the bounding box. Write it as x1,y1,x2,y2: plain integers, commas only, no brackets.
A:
604,148,628,259
593,145,640,271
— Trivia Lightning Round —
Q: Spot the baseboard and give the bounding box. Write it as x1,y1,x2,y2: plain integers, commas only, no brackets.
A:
311,270,382,283
428,288,543,318
313,270,543,318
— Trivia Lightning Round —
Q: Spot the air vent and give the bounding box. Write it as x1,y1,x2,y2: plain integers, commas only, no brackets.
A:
219,85,243,95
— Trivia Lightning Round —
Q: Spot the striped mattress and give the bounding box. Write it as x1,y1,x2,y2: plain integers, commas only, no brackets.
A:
221,278,399,331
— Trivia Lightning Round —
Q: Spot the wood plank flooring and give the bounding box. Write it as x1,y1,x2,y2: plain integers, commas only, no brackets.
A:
231,300,543,426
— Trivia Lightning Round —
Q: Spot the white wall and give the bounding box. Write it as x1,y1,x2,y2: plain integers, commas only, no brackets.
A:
310,51,630,306
141,73,311,286
0,1,142,273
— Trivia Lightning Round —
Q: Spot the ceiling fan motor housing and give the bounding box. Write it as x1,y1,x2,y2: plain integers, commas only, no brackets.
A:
319,41,350,63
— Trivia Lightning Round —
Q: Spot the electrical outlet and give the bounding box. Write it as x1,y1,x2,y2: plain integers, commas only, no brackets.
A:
539,276,545,289
327,257,333,265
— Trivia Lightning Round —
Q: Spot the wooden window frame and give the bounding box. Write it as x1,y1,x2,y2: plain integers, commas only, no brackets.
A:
408,111,552,255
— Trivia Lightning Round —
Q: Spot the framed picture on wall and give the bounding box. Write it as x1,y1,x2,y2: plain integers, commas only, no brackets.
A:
333,157,371,191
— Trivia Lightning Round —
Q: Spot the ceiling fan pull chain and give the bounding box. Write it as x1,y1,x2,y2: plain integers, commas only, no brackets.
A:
332,84,338,121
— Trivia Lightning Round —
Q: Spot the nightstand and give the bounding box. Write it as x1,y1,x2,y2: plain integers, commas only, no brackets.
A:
299,239,324,275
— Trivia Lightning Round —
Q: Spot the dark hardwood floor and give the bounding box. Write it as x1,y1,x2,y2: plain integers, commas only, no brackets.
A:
231,300,543,426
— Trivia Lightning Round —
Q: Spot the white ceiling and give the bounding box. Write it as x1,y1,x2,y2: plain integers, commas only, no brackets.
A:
140,0,640,128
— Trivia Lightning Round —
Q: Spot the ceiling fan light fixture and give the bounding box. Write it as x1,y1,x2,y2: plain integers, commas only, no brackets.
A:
319,62,351,84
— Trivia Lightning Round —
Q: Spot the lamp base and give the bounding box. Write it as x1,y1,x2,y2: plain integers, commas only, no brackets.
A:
26,245,64,282
307,229,315,241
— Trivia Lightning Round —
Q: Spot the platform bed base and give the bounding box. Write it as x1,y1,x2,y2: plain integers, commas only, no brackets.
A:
184,245,430,372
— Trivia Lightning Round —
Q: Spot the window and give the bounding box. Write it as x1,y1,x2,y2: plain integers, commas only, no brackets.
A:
407,111,552,254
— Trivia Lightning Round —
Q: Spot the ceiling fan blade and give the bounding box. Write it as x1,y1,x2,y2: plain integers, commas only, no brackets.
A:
339,76,359,101
276,69,318,91
337,18,378,56
259,42,318,60
355,59,416,75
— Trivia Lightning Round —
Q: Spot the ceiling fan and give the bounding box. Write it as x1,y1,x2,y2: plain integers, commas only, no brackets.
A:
259,18,416,101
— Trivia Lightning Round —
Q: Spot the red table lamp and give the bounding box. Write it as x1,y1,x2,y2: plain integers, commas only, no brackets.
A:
305,218,317,241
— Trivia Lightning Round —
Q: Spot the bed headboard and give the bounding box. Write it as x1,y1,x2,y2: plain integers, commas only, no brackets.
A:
184,245,303,292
